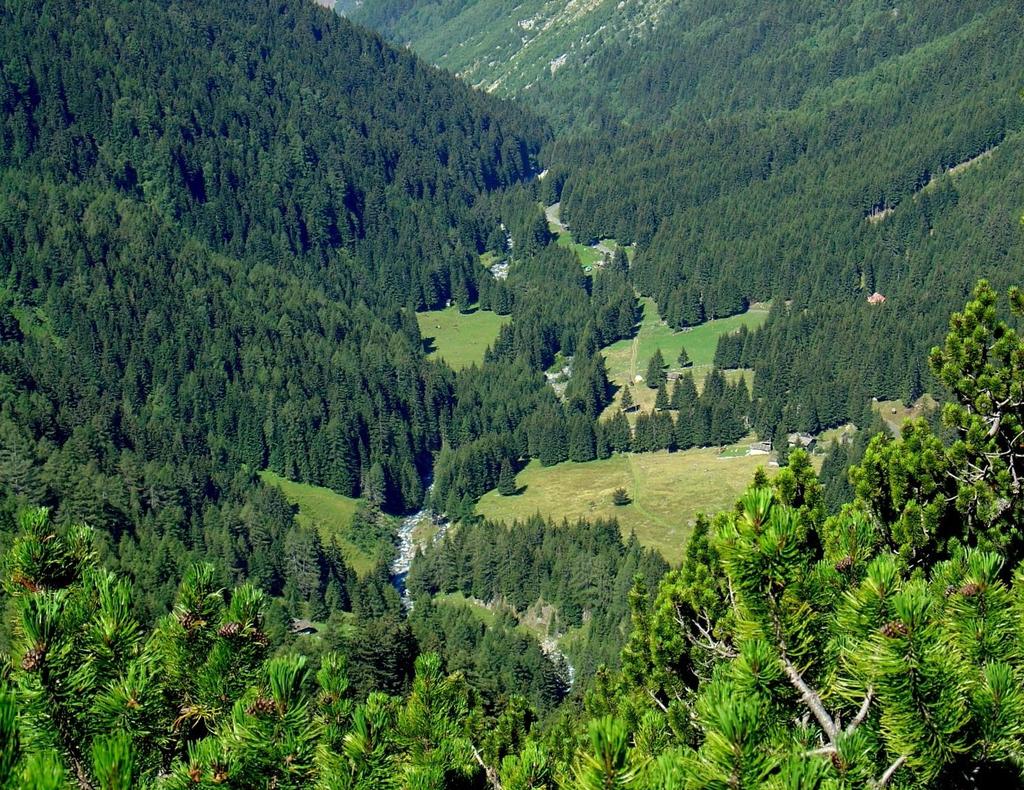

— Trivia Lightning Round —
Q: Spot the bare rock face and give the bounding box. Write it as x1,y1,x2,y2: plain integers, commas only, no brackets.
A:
351,0,672,99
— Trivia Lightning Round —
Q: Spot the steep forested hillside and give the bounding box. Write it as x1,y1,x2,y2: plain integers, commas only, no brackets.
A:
0,0,542,615
557,2,1024,434
354,0,1024,436
6,284,1024,787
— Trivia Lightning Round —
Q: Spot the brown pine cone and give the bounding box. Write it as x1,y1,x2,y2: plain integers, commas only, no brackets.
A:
246,696,276,717
959,582,982,597
21,645,45,671
880,620,908,638
178,611,200,630
217,621,241,638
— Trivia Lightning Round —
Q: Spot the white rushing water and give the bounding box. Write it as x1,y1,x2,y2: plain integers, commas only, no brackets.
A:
387,485,571,685
390,482,448,610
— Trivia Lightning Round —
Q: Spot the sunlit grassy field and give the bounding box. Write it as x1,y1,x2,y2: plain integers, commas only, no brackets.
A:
258,471,379,575
476,447,776,564
600,297,768,417
416,305,510,370
554,231,604,267
603,297,768,383
873,395,938,434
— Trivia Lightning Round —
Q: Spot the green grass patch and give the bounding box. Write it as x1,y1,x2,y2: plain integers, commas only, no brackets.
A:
601,298,768,416
410,517,439,548
610,369,753,423
9,304,58,345
258,470,379,576
554,232,604,268
545,202,611,271
476,448,777,564
817,424,856,448
416,305,510,371
873,395,938,434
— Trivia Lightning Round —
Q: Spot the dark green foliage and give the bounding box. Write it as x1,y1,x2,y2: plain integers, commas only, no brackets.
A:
0,0,546,614
538,1,1024,432
645,349,666,389
611,488,630,506
621,386,635,413
410,598,568,714
407,514,668,681
497,459,517,496
570,282,1024,786
568,413,597,463
537,409,569,468
653,383,669,412
670,373,697,413
819,439,853,514
608,246,630,276
603,411,633,454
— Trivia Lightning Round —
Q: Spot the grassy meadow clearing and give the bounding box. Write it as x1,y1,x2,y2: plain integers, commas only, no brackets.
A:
259,470,381,575
600,297,768,417
476,447,781,564
416,304,510,370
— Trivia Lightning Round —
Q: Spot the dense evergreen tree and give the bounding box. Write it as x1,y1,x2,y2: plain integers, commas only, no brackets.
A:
644,349,666,389
567,413,597,463
620,386,635,413
603,411,633,454
497,459,517,496
653,382,669,412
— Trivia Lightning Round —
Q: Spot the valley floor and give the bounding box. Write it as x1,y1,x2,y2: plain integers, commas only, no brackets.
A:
476,445,798,563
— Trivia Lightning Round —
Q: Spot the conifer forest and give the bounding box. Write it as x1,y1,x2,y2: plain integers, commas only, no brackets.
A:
1,0,1024,786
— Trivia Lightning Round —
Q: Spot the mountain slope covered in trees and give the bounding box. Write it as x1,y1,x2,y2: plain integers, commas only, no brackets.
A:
0,0,544,615
354,0,1024,438
349,0,675,105
5,283,1024,787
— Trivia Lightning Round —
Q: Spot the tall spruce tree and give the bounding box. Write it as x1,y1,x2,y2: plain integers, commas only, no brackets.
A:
497,459,517,496
568,413,597,462
621,386,635,413
645,349,666,389
654,382,669,411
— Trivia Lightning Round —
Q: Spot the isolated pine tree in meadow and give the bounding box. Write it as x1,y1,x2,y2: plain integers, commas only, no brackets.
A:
676,346,691,368
497,458,517,496
620,385,635,413
645,349,666,389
